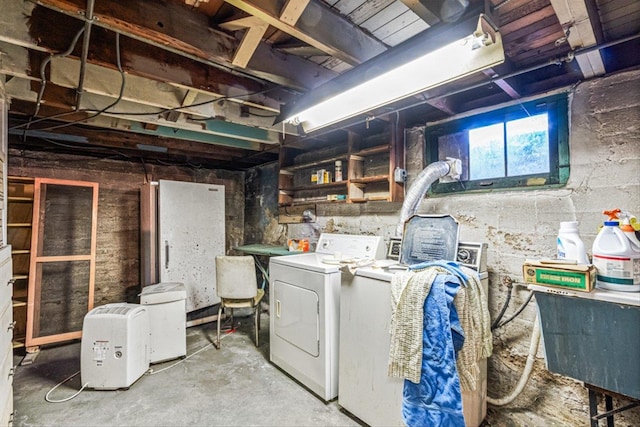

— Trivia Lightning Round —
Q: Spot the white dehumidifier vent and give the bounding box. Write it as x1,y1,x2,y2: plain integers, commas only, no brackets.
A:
81,303,150,390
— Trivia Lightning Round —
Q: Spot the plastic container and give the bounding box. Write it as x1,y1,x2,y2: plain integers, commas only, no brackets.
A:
592,221,640,292
335,161,343,182
557,221,590,264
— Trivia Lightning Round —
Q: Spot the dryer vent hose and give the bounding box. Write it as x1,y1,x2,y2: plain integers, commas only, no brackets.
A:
396,158,460,237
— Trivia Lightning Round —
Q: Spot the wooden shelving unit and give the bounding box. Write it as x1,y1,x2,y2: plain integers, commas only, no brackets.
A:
278,118,404,206
7,176,35,350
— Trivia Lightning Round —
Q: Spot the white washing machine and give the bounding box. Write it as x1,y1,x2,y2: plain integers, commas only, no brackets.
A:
338,238,489,427
269,233,385,401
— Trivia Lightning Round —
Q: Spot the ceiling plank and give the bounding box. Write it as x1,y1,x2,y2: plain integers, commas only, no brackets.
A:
32,0,335,91
223,0,387,65
549,0,605,78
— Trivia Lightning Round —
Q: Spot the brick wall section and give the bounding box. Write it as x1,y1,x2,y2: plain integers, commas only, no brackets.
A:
287,69,640,425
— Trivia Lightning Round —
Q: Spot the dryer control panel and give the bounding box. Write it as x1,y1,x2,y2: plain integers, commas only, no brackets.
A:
316,233,386,259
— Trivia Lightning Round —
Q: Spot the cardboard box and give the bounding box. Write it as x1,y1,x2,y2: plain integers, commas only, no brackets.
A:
522,260,596,292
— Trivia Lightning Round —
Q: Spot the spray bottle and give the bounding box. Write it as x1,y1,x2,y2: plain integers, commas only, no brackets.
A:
620,211,640,250
592,210,640,292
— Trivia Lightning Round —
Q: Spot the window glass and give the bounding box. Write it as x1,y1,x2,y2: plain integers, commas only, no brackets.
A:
469,123,504,180
425,93,569,193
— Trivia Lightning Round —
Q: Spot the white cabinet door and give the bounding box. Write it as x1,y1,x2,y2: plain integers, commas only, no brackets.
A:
158,180,225,312
0,245,13,425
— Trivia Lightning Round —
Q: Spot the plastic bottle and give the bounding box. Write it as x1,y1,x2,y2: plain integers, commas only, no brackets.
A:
592,220,640,292
335,161,343,182
557,221,590,264
620,212,640,251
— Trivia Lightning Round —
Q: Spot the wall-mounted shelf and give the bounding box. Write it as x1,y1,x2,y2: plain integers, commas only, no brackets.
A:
278,118,404,207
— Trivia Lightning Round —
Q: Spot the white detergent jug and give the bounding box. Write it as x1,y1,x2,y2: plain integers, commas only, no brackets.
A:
557,221,589,264
592,221,640,292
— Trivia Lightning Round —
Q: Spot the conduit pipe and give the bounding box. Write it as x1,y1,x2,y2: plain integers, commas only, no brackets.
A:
486,312,541,406
395,157,461,236
76,0,96,109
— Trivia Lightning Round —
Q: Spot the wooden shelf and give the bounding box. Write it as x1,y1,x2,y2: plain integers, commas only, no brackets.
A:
281,198,348,207
11,250,30,255
278,120,404,209
7,223,32,228
284,181,348,192
7,197,33,202
352,144,390,157
350,195,390,203
12,300,27,308
283,154,349,172
350,175,389,184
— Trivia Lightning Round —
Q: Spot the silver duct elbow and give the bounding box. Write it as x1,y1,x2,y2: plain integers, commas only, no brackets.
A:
396,158,461,237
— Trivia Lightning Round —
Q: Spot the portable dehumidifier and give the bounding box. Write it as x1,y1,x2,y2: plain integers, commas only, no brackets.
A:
80,303,150,390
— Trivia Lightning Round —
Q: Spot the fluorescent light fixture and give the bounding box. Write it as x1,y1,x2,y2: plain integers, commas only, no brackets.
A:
283,14,504,134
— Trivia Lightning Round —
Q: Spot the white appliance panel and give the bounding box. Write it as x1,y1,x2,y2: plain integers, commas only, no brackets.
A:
80,304,150,390
315,233,385,259
339,273,404,427
270,253,338,273
0,345,12,419
269,262,340,401
0,245,12,426
340,267,488,427
273,280,319,357
158,180,225,312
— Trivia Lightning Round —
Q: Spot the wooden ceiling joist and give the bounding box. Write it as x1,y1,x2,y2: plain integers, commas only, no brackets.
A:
549,0,605,78
223,0,387,65
32,0,336,91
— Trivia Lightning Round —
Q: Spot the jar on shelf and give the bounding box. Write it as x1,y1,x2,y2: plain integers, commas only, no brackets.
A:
335,161,343,182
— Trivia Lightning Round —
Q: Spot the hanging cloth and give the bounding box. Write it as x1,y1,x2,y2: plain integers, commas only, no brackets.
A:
391,269,466,426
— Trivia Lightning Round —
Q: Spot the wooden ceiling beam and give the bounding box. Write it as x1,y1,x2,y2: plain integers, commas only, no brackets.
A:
220,16,269,68
223,0,387,65
549,0,606,78
31,0,336,91
280,0,311,25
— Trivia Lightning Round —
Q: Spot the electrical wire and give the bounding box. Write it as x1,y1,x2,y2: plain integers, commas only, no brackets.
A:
45,371,89,403
148,330,235,376
32,26,86,120
35,32,127,132
10,34,278,132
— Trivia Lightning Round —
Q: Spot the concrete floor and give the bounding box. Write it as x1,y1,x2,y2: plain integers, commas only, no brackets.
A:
12,313,361,427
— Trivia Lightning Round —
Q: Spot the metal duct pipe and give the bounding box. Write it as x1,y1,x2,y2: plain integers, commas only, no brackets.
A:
395,158,461,237
76,0,96,108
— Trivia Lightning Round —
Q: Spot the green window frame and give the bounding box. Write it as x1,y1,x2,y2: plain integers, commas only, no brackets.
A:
425,92,570,194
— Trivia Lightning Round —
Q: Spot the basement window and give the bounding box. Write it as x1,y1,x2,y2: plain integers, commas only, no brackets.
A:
425,93,569,194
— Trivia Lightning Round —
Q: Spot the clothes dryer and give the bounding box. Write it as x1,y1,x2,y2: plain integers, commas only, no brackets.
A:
269,233,385,401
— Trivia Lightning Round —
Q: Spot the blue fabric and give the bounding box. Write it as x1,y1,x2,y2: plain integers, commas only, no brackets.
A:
408,260,469,284
402,272,466,427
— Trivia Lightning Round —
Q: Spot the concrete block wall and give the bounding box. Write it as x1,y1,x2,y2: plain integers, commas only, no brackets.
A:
286,69,640,425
